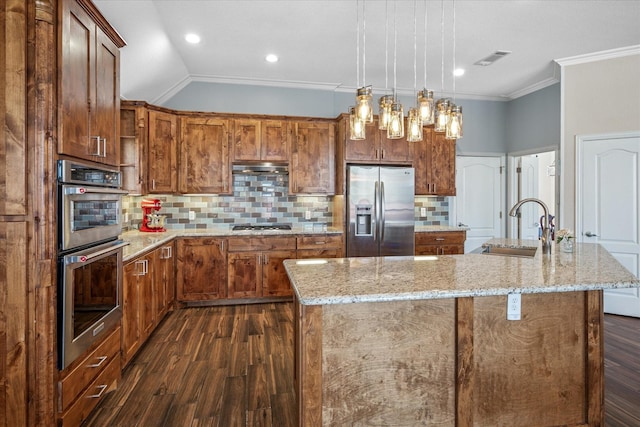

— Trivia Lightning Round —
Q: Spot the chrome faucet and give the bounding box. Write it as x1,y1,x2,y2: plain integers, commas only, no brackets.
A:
509,198,552,254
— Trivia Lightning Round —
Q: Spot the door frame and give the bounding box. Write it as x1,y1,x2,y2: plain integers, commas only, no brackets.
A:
507,146,559,238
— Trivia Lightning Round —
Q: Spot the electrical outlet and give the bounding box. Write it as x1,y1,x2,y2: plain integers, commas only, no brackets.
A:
507,293,521,321
420,207,427,217
189,211,196,220
305,210,312,220
124,212,129,223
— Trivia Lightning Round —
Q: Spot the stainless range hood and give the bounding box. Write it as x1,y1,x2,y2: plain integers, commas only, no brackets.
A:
232,162,288,175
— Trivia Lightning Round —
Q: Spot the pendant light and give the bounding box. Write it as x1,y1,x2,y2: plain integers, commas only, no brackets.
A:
387,1,404,140
434,0,449,133
407,0,423,143
350,0,367,140
355,0,373,124
446,0,463,139
418,0,435,125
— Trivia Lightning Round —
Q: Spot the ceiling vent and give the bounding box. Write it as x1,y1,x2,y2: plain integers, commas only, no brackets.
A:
474,50,512,66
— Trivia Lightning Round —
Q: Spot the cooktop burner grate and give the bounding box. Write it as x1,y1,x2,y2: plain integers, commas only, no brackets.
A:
231,224,292,231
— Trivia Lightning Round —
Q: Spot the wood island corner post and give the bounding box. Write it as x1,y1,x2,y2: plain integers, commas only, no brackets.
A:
295,298,323,427
586,290,605,426
456,297,474,427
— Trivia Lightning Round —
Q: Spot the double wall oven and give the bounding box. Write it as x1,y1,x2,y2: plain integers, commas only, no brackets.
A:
57,159,128,369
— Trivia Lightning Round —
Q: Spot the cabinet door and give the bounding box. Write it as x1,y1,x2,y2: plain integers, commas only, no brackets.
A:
161,243,176,312
413,131,429,195
379,128,413,163
93,29,120,165
139,257,155,341
176,238,227,301
261,120,289,161
120,104,147,195
290,122,335,194
122,260,142,364
179,117,231,194
232,118,261,161
60,0,94,162
429,130,456,196
297,248,342,259
262,250,297,297
148,110,178,193
344,120,378,162
228,252,262,299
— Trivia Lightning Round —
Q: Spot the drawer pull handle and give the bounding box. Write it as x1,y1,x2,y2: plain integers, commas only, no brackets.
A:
435,238,445,241
86,384,108,399
87,355,108,368
314,241,326,245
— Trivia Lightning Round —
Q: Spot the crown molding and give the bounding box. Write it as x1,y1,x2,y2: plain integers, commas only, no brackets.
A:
506,77,560,100
555,45,640,67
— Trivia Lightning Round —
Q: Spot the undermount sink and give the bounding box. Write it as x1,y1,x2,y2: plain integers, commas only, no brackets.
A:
480,244,538,258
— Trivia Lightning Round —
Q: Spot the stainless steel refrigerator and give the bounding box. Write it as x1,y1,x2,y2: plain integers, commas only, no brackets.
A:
347,165,415,257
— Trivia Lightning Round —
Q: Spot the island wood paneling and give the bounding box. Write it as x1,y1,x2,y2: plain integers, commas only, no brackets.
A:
321,300,456,426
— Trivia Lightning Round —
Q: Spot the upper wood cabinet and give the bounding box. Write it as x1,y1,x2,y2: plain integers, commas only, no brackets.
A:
120,102,147,194
232,119,289,162
179,116,232,194
148,109,178,193
414,127,457,196
341,115,413,164
290,121,335,195
59,0,124,166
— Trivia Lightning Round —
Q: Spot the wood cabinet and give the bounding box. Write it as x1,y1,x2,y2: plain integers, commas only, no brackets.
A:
232,118,289,162
290,121,335,194
297,234,344,259
341,114,413,164
414,127,456,196
122,254,154,365
176,238,227,302
58,326,121,425
59,0,124,166
227,236,297,298
153,243,175,320
415,231,466,255
148,109,179,193
119,102,147,194
179,116,231,194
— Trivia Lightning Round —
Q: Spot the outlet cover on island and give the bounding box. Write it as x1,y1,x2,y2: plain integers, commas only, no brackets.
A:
189,211,196,220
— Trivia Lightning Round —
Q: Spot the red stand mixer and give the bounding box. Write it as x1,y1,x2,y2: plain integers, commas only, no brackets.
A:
140,198,166,232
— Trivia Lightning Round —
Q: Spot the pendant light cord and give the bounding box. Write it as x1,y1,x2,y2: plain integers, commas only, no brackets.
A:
385,0,388,90
440,0,445,96
452,0,456,102
413,0,417,95
356,0,360,88
393,0,397,100
423,0,428,88
363,0,366,87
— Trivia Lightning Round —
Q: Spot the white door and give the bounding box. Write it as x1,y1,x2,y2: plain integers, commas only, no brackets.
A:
519,155,541,240
578,133,640,317
455,156,504,253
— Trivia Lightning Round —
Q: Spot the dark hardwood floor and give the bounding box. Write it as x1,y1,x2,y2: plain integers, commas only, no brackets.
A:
85,304,639,427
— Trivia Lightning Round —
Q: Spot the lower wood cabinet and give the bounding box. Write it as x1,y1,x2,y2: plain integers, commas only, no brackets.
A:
58,326,121,426
227,236,297,298
122,244,174,366
415,231,466,255
176,237,227,301
296,234,343,259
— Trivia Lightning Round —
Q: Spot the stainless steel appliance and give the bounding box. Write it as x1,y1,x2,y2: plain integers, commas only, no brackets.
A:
347,165,415,257
58,159,128,251
57,159,128,369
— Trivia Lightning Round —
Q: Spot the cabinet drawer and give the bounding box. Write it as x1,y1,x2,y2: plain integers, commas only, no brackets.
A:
59,326,121,412
297,235,343,250
59,356,121,426
228,236,296,252
415,231,466,246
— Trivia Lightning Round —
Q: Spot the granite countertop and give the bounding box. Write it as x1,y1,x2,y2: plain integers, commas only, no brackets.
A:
120,225,343,261
284,238,640,306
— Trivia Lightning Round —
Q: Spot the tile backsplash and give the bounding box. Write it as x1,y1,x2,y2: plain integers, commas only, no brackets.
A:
122,174,449,230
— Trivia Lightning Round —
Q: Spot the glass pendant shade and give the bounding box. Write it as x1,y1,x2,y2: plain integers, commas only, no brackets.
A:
349,107,366,140
387,102,404,139
446,105,463,139
406,108,423,142
434,98,450,133
356,87,374,124
417,90,435,125
378,95,393,130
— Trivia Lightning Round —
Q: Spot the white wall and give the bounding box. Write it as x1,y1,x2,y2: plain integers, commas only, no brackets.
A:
560,52,640,230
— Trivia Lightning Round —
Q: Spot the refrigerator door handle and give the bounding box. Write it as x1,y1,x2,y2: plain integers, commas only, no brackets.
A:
373,181,379,242
380,181,386,242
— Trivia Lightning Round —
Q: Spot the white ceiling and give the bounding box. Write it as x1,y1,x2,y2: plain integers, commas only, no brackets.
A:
94,0,640,104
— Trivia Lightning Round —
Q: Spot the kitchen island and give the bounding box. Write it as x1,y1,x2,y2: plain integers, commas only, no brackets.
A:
284,239,640,427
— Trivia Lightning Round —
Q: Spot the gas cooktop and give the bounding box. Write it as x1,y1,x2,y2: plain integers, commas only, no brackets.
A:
231,224,292,231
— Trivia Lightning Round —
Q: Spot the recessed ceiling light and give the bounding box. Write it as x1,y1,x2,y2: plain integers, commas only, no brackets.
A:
265,54,279,63
453,68,465,77
185,33,201,44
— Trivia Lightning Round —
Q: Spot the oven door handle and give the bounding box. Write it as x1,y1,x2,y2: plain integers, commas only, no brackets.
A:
66,241,129,265
64,186,129,196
